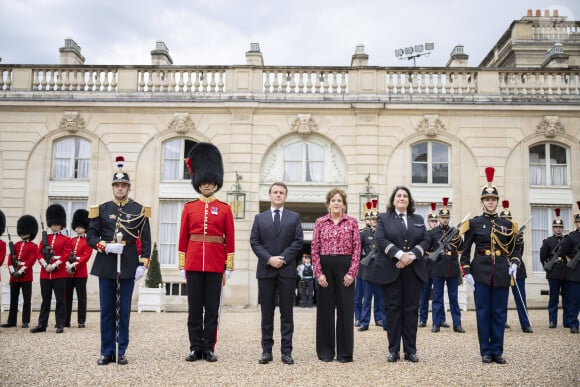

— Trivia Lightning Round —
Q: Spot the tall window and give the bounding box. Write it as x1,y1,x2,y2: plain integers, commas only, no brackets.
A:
412,142,449,184
158,200,187,266
52,137,91,180
530,206,571,272
49,199,88,234
529,143,568,186
162,139,197,181
283,141,324,183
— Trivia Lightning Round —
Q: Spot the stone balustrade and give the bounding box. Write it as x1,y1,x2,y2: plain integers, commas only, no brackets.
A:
531,21,580,40
1,65,579,100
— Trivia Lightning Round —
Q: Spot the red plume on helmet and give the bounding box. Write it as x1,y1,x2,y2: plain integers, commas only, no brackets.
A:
366,201,372,210
481,166,499,199
112,155,130,185
502,200,509,209
428,202,438,220
439,197,451,218
553,208,563,227
442,197,449,208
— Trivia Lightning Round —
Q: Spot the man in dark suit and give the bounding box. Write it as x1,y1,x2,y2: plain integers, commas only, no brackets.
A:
250,182,304,365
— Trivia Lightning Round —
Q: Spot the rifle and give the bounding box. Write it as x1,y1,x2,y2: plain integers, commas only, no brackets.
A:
39,214,55,270
543,240,563,272
7,227,20,278
428,212,471,262
515,216,533,243
567,248,580,270
68,250,77,273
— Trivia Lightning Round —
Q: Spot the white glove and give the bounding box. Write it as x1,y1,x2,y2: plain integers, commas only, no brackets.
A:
509,263,518,278
105,243,124,255
465,274,475,290
45,263,55,273
180,269,186,278
225,270,232,280
135,265,146,280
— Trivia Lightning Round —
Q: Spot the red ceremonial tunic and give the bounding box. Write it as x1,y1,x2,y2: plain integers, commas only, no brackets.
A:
68,235,92,278
178,196,235,273
9,240,38,283
37,233,72,280
0,240,5,281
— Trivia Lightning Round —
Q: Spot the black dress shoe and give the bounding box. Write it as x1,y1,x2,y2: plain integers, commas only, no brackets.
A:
492,355,507,364
78,323,85,328
258,352,273,364
387,352,400,362
185,351,204,362
117,355,128,365
204,350,218,362
453,325,465,333
358,325,369,331
0,323,15,328
64,323,71,328
440,322,450,328
354,320,360,327
505,323,511,329
375,320,383,327
98,355,113,365
318,357,333,362
418,321,426,328
571,327,579,334
22,323,29,328
431,325,440,333
30,325,46,333
404,353,418,362
549,322,556,329
482,355,492,363
281,354,294,364
56,326,64,333
337,356,352,363
522,326,533,333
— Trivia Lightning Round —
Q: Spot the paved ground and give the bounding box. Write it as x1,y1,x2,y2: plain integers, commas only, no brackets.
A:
0,307,578,386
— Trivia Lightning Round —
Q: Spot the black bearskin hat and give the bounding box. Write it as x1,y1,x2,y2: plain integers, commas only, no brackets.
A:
0,209,5,236
186,142,224,194
72,209,89,231
46,204,67,228
17,215,39,240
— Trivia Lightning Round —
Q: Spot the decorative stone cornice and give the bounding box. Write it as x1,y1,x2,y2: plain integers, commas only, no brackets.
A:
59,111,86,133
536,115,565,138
169,112,195,134
416,114,446,137
291,114,317,135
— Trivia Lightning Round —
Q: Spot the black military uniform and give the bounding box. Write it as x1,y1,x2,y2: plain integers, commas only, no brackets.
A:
87,156,151,365
559,203,580,334
419,203,439,328
539,208,568,328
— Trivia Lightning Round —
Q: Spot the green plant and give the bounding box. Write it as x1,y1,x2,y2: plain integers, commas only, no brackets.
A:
145,242,163,288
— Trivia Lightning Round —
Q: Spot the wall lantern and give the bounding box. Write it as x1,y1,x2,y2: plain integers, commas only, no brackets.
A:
227,171,246,219
359,173,378,220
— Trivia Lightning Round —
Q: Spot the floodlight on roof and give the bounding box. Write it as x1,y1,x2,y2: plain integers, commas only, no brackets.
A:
425,42,434,50
395,49,404,57
414,44,424,53
404,47,413,55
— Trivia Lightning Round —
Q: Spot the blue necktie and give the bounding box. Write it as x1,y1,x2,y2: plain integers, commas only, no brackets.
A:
274,209,281,232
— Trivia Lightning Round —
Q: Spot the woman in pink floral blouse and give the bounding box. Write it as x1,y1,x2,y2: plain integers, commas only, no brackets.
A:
311,188,361,363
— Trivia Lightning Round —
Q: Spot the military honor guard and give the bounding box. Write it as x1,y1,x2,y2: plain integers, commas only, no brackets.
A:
0,210,5,288
87,156,152,365
460,167,520,364
30,204,72,334
430,198,464,333
179,143,235,363
559,201,580,334
64,209,92,328
3,215,39,329
499,201,532,333
539,208,569,328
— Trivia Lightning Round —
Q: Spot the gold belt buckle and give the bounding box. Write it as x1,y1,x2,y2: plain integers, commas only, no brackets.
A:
485,249,491,255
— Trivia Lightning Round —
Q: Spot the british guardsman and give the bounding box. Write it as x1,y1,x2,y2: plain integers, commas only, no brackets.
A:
357,199,385,331
1,215,39,329
539,208,569,328
180,143,235,363
0,210,5,289
559,201,580,334
460,167,520,364
30,204,72,334
430,197,464,333
64,209,92,328
499,200,532,333
87,156,152,365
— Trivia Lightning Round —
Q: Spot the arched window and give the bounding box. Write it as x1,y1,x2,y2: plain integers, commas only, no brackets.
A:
283,141,324,183
411,141,449,184
162,138,197,181
52,137,91,180
529,143,568,186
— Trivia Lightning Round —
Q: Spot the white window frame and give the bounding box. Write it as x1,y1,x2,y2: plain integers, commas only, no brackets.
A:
51,137,91,180
530,205,571,272
529,143,569,187
161,138,197,181
411,141,450,185
283,140,325,183
158,199,188,267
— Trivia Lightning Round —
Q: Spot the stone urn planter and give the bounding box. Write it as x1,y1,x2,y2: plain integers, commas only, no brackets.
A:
138,283,166,313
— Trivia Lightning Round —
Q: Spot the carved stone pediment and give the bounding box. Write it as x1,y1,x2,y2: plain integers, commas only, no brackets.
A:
536,116,565,138
59,111,86,133
416,114,445,137
291,114,318,135
169,112,195,134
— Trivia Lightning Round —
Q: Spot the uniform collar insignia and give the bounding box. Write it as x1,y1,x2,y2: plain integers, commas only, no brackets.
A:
199,195,216,203
113,198,130,206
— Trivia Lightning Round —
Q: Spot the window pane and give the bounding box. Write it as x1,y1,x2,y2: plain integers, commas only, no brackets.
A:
183,140,197,180
412,164,427,183
529,144,547,185
159,200,185,266
305,143,324,182
162,139,181,180
412,143,427,162
549,144,567,186
431,143,448,163
284,162,301,182
550,144,567,164
432,163,448,184
75,138,91,179
53,138,73,179
531,206,572,272
284,143,302,161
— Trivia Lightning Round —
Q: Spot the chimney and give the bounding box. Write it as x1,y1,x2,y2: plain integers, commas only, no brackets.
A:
446,44,469,67
527,9,532,17
351,44,369,66
59,38,85,65
151,41,173,65
554,9,559,17
536,9,541,17
245,43,264,66
544,9,550,17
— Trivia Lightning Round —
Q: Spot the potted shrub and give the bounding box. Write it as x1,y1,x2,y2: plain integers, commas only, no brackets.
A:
138,243,166,313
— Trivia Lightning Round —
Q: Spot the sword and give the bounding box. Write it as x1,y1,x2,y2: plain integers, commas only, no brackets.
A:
115,231,123,365
511,272,532,328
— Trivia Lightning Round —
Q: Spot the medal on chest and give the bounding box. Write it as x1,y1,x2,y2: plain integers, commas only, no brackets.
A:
211,206,218,216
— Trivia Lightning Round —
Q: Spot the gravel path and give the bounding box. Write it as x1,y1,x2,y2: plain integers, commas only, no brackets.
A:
1,308,578,386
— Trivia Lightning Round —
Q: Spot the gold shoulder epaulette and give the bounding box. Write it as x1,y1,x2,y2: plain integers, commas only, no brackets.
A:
513,221,519,235
88,205,99,219
185,199,198,204
459,219,470,236
141,205,152,218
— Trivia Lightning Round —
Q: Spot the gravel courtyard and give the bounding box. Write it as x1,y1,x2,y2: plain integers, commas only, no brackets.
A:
1,307,578,386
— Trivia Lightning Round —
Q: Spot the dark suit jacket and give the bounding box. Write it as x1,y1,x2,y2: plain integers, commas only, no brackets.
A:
370,211,429,285
250,209,304,279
